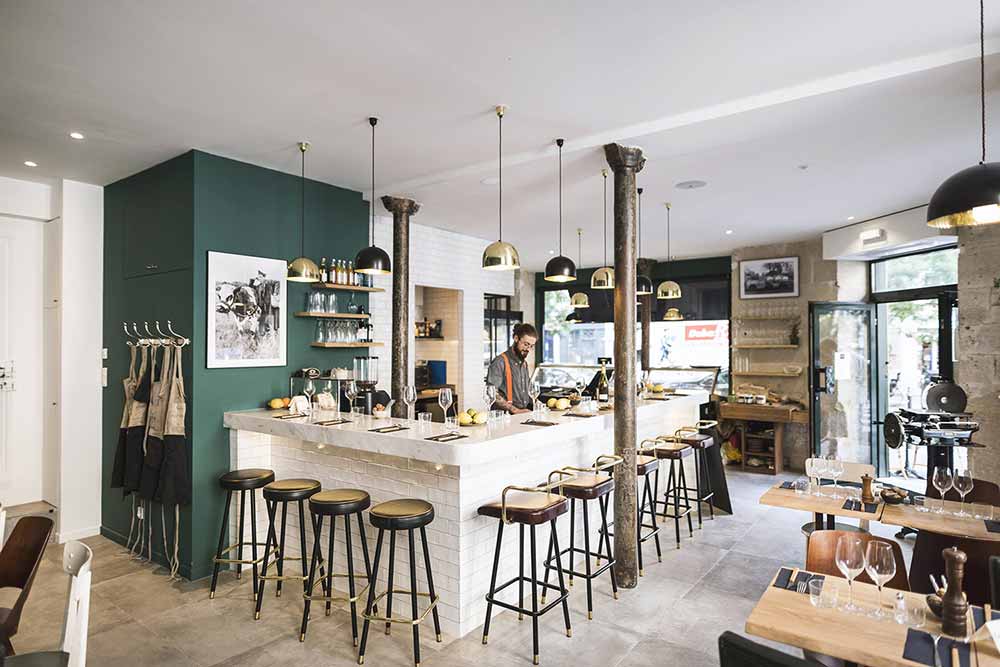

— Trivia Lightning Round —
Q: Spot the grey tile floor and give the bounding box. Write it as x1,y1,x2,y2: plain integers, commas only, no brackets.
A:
11,471,913,666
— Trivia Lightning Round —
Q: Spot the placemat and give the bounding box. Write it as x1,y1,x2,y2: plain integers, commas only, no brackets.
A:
841,499,878,514
901,628,971,667
564,412,597,418
985,519,1000,533
522,419,559,427
779,481,794,489
369,424,409,434
273,413,306,420
972,605,1000,630
316,418,351,426
425,432,467,443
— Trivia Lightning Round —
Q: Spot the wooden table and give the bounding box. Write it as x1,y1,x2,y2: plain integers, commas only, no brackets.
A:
746,569,999,666
759,484,880,527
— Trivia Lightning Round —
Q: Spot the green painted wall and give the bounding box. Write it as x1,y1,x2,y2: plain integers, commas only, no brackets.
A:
102,150,369,579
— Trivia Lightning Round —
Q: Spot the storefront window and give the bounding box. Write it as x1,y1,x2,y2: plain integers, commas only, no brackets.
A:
871,247,958,293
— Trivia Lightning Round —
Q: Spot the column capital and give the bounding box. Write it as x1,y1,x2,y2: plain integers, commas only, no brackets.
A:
603,143,646,174
381,195,421,216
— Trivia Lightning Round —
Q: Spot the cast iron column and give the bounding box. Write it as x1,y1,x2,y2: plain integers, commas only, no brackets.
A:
382,196,421,419
604,143,645,588
637,258,656,372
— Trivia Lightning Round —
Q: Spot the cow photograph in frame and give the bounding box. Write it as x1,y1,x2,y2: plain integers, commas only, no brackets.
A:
739,256,799,299
207,251,286,368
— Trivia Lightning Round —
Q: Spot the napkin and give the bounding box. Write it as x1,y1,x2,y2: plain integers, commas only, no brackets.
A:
272,412,306,420
779,481,794,489
901,628,971,667
972,605,1000,630
369,424,408,434
985,519,1000,533
564,412,596,418
522,419,558,427
425,433,467,443
315,417,351,426
988,620,1000,653
841,499,878,514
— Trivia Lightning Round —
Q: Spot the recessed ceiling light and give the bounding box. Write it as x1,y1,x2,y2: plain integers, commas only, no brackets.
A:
797,164,809,171
24,161,37,168
675,180,707,190
725,229,734,235
548,249,555,255
481,176,499,186
69,131,85,140
847,216,855,221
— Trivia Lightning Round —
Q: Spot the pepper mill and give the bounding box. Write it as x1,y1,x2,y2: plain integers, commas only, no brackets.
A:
941,547,968,638
860,473,875,504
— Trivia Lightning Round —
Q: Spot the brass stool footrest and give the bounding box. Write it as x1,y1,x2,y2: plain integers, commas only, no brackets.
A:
303,573,371,604
259,572,307,582
362,589,439,626
213,542,278,566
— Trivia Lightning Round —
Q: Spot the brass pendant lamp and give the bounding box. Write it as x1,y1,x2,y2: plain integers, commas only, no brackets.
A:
663,307,684,321
287,141,322,283
355,117,392,275
570,228,590,308
544,138,577,282
636,186,653,296
928,0,1000,228
656,202,682,300
483,105,521,270
590,169,614,289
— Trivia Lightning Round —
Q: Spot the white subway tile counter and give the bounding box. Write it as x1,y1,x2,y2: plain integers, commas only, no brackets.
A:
224,392,706,638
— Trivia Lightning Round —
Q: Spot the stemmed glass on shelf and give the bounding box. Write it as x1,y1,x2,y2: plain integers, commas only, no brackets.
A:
835,535,865,614
438,387,454,429
953,469,974,517
302,378,316,423
864,541,896,619
932,466,953,514
403,385,417,421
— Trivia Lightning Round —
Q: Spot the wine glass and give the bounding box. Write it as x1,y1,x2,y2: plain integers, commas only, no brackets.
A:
403,385,418,421
953,469,974,517
483,384,497,413
438,387,453,422
813,458,830,495
835,535,865,614
932,467,953,514
344,380,358,415
864,541,896,619
302,378,316,423
528,380,541,416
806,459,822,496
827,458,844,498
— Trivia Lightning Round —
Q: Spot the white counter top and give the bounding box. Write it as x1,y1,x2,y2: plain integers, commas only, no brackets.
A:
223,391,708,467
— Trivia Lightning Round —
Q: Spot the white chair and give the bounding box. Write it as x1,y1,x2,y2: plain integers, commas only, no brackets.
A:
3,540,92,667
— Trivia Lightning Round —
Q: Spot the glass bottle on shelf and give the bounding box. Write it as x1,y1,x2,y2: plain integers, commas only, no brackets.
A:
319,257,328,284
347,260,355,286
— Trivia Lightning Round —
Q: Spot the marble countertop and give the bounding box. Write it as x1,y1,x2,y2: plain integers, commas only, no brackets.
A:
224,392,707,467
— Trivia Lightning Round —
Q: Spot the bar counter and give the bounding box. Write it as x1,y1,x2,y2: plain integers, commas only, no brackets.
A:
224,391,707,638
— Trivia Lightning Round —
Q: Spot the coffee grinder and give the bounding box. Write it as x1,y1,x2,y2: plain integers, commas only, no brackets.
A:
353,355,380,414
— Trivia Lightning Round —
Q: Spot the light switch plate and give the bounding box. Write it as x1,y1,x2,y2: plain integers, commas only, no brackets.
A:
102,348,108,360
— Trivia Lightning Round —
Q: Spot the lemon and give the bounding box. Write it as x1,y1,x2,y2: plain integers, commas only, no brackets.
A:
473,412,488,425
268,398,284,409
458,412,473,426
555,398,571,410
547,398,558,408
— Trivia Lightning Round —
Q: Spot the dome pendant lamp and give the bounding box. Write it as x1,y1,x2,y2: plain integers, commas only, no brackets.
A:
483,105,521,270
544,139,577,282
355,117,392,275
287,141,322,283
636,186,653,296
591,169,614,289
928,0,1000,228
570,228,590,308
656,202,682,300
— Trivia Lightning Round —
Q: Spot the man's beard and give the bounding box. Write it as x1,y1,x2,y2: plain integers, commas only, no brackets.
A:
515,346,528,360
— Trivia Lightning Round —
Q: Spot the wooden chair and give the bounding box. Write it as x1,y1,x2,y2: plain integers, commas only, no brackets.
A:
0,517,54,656
718,631,816,667
2,541,93,667
909,531,999,606
806,529,909,590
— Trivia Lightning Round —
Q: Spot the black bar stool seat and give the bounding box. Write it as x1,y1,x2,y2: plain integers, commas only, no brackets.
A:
644,439,695,549
636,454,659,475
255,478,321,619
559,474,614,501
359,499,442,666
210,468,276,599
300,489,373,646
478,492,568,524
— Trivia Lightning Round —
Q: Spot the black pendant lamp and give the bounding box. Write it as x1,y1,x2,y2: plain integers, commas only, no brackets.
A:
544,139,577,282
928,0,1000,228
591,169,614,289
636,186,653,296
570,228,590,308
288,141,322,283
483,105,521,270
355,117,392,275
656,202,682,300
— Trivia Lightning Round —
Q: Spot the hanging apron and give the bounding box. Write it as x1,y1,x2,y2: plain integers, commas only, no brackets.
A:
138,344,172,500
158,344,190,507
111,346,138,489
124,346,153,494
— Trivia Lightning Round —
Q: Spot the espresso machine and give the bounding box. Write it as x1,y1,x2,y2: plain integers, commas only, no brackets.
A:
352,355,380,414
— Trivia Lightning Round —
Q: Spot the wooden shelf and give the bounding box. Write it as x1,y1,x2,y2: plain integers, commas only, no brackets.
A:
310,342,383,348
311,283,385,293
732,370,802,378
415,336,446,341
733,316,800,321
733,344,798,350
295,311,370,319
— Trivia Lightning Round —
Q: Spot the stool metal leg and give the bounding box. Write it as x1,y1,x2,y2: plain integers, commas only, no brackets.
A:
408,529,421,667
539,524,555,604
582,499,594,620
481,520,504,645
345,513,359,646
250,490,260,596
648,474,663,563
518,523,525,620
326,514,336,616
419,526,442,642
529,524,539,665
680,461,694,537
254,499,279,619
384,529,396,635
236,490,246,580
567,499,575,587
693,449,703,528
357,511,374,616
276,500,288,597
210,489,233,599
297,500,309,594
300,512,323,641
670,462,681,548
548,518,572,639
636,479,646,576
598,495,618,599
358,528,385,665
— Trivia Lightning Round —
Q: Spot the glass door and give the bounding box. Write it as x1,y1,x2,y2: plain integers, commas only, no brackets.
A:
810,302,877,467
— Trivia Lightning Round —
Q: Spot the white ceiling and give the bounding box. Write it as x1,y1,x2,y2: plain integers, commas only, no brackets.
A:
2,1,998,269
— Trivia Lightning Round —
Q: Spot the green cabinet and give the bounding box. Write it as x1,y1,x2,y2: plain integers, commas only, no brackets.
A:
120,153,193,278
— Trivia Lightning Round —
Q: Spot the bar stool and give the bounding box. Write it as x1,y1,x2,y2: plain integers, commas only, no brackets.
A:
479,476,573,665
540,455,621,620
300,489,373,646
595,452,663,576
674,421,718,528
358,499,441,667
643,437,694,549
254,478,322,620
209,468,275,599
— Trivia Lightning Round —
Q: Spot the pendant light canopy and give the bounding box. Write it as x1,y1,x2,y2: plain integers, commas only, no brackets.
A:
591,169,614,289
928,0,1000,228
570,227,590,308
483,106,521,270
355,117,392,275
288,141,322,283
636,186,653,296
545,139,577,282
663,307,684,321
656,202,682,299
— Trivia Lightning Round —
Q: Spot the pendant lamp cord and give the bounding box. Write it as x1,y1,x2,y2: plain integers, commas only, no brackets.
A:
981,0,987,164
557,139,564,255
498,107,504,242
370,117,377,246
300,143,306,255
666,202,672,262
603,169,608,266
637,187,643,257
578,228,583,265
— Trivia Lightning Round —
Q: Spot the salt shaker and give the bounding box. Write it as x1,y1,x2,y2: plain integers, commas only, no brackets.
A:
893,591,907,624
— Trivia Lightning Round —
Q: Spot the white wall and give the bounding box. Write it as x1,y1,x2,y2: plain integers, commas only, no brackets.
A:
370,216,515,412
414,285,464,401
822,205,955,260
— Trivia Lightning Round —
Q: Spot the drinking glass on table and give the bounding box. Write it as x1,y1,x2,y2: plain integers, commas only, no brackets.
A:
528,380,541,417
302,378,316,422
827,458,844,498
932,466,953,514
403,385,418,421
438,387,453,421
344,380,358,414
864,541,896,619
835,535,865,614
953,469,974,517
484,384,497,413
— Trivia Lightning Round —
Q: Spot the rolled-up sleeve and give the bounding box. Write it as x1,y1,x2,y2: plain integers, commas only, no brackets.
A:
486,357,507,400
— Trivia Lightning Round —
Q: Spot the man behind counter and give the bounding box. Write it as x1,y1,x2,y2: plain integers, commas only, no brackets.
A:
485,323,537,414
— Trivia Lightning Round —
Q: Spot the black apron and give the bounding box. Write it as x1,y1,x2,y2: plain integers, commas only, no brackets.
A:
123,346,152,494
157,344,190,506
110,346,138,489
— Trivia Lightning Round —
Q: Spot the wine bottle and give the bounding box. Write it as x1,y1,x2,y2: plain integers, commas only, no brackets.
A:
597,359,610,403
319,257,328,283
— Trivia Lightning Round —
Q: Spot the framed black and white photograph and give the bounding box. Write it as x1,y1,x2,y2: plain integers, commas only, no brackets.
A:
739,256,799,299
207,251,286,368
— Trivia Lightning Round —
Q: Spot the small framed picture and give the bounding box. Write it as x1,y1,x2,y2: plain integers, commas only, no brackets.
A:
739,256,799,299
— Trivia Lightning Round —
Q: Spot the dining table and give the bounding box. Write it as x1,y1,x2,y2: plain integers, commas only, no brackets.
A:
746,568,999,666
